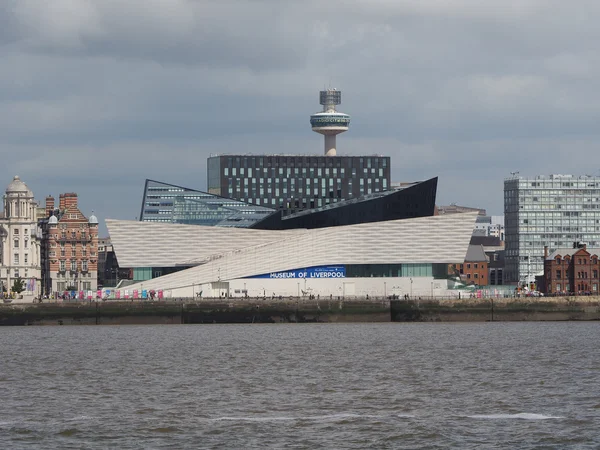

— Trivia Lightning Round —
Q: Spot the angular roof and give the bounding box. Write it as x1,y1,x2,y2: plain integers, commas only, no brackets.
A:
252,177,438,230
465,244,489,262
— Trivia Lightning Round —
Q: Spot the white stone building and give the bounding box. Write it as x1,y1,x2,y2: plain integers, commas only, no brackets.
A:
0,176,42,302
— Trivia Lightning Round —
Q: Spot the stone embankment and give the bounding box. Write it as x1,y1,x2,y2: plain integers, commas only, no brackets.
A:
1,296,600,325
0,298,390,326
391,296,600,322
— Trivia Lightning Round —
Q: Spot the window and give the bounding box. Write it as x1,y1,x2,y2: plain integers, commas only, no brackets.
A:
594,270,598,279
474,263,478,269
70,260,77,271
14,254,19,264
556,270,561,279
60,260,66,272
24,229,28,235
24,240,28,248
467,263,471,269
24,254,28,264
14,239,19,248
13,229,19,235
82,260,88,272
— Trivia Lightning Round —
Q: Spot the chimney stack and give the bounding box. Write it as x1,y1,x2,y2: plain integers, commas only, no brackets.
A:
544,246,548,259
45,196,55,217
59,193,78,211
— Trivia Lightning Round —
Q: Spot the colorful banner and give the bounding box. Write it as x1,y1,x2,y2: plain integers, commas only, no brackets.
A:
133,290,138,299
116,290,121,299
142,290,148,299
158,290,163,299
124,290,130,299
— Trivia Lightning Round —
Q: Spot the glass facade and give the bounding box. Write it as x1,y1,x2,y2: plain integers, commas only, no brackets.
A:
139,180,274,227
207,155,391,215
310,114,350,128
346,263,448,279
504,175,600,285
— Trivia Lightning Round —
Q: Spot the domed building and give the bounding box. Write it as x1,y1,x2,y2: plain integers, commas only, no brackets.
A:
0,176,42,301
40,193,99,298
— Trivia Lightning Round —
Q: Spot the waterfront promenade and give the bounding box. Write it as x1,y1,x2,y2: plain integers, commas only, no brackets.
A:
1,296,600,325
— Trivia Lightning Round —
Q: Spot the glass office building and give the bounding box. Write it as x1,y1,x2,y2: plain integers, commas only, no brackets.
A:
139,180,274,227
207,154,391,214
504,174,600,285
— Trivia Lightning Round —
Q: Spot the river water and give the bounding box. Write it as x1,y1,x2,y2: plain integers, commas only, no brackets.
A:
1,323,599,449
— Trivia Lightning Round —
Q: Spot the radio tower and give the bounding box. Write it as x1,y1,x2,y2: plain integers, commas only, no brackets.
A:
310,89,350,156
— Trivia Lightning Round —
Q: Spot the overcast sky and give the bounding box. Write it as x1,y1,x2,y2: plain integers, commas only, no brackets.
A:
2,0,600,235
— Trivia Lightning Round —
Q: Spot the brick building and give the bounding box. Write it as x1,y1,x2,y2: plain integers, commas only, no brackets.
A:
543,243,600,295
40,193,99,297
457,245,489,286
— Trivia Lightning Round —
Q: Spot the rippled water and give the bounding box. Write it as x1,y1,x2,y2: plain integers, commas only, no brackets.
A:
1,323,599,449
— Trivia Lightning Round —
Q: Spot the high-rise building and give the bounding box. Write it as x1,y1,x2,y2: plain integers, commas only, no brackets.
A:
504,174,600,285
0,176,42,299
207,154,391,213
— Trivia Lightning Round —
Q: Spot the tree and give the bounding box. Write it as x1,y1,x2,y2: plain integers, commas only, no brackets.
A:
12,277,25,294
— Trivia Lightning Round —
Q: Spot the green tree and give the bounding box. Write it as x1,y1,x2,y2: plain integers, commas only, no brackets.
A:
12,277,25,294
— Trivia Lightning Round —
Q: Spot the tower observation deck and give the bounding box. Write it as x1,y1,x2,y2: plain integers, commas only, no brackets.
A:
310,89,350,156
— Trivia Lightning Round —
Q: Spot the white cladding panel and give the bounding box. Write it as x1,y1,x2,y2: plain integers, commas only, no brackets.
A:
105,219,305,267
110,213,478,293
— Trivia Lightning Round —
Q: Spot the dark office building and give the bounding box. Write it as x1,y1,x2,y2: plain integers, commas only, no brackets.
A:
207,154,391,213
251,177,437,230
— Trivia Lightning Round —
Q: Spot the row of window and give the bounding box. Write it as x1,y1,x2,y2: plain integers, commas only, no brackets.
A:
552,283,598,293
223,167,386,177
13,254,29,264
554,257,599,265
58,260,90,271
12,239,30,248
219,156,389,169
555,270,599,279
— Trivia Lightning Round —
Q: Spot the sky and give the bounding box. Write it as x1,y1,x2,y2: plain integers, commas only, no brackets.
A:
2,0,600,236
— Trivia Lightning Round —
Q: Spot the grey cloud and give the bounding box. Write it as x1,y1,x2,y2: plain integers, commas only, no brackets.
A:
2,0,600,235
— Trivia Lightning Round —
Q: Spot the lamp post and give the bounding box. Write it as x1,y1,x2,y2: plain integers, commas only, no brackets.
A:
384,281,387,299
410,278,413,298
431,281,434,298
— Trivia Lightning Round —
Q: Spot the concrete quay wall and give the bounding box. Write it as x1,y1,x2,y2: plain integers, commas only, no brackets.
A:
2,296,600,325
0,298,390,326
391,296,600,322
